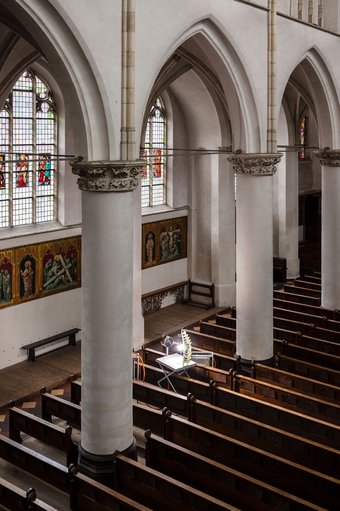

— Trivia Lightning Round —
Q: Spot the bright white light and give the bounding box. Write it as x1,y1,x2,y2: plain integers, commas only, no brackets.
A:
175,342,185,353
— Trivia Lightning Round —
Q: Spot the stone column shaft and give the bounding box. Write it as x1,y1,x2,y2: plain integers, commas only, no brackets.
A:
71,158,143,484
315,150,340,309
229,153,282,365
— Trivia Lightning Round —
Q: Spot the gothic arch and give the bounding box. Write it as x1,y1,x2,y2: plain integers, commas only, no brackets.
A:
139,17,261,153
0,0,111,159
279,47,340,149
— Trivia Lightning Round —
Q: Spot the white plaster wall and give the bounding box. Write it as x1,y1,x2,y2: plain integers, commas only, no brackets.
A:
0,288,81,369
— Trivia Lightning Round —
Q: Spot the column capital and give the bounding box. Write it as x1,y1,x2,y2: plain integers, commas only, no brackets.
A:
314,149,340,167
70,157,145,192
228,153,282,176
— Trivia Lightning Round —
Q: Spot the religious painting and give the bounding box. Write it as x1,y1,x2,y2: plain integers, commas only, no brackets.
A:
15,244,39,302
15,153,29,188
142,223,157,269
38,154,51,186
0,249,14,307
141,216,187,269
40,236,81,296
0,154,6,189
159,217,187,264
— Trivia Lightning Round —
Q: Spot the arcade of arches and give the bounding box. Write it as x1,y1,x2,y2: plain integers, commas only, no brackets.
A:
0,0,340,499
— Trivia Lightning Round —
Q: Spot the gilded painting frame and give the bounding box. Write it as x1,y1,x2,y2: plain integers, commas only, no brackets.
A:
0,235,81,307
142,216,187,269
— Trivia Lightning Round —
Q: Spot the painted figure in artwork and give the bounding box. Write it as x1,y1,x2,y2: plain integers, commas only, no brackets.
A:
0,155,5,189
38,155,51,185
21,260,34,298
145,231,155,265
2,268,11,302
16,153,29,187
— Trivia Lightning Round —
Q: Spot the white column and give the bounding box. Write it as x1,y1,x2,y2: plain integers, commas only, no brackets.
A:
277,151,299,279
211,154,236,307
71,158,143,484
315,150,340,309
229,153,282,364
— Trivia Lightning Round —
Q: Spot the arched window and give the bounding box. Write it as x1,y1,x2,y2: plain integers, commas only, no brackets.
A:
141,97,167,208
298,115,307,159
0,70,57,228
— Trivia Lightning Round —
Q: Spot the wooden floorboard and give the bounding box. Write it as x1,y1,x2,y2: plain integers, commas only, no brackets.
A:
0,303,223,407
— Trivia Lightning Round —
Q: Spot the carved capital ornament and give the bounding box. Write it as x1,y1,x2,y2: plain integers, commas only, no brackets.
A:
70,157,145,192
228,153,283,176
314,149,340,167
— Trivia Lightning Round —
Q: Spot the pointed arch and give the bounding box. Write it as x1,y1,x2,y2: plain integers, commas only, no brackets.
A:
138,17,261,153
278,47,340,148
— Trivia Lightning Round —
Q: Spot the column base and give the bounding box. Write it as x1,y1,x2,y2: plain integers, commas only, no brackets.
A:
237,355,276,375
78,439,137,488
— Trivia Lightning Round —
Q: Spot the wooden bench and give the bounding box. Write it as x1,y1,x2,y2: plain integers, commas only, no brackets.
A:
8,406,77,466
115,453,239,511
274,338,340,371
0,478,58,511
22,327,80,361
185,279,216,309
75,369,340,461
273,297,340,321
295,278,321,290
274,289,321,306
275,353,340,387
145,432,327,511
251,363,340,403
273,306,340,333
273,257,287,284
284,284,321,299
233,373,340,425
41,392,81,429
0,434,69,493
142,407,340,509
184,327,236,356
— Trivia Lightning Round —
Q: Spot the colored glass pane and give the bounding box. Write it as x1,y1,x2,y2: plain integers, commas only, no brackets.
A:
0,70,57,227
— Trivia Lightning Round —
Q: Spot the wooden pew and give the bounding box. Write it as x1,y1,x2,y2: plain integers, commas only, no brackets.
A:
275,353,340,387
145,432,327,511
184,328,235,355
0,434,69,492
273,290,321,306
199,321,237,341
115,453,240,511
273,297,340,322
284,284,321,299
69,466,152,511
273,306,340,332
301,275,321,283
216,314,340,354
8,406,77,466
74,375,340,471
251,363,340,403
0,478,58,511
295,279,321,290
41,392,81,429
274,338,340,371
233,373,340,425
157,408,340,509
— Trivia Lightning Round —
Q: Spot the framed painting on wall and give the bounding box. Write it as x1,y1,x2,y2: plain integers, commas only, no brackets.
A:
0,249,14,308
158,216,187,264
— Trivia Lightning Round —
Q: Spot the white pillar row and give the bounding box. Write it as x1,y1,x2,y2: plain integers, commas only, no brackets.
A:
70,158,144,484
228,153,282,365
315,150,340,309
211,154,236,307
277,150,300,279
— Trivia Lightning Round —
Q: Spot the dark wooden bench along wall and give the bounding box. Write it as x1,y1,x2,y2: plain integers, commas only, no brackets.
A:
22,328,80,361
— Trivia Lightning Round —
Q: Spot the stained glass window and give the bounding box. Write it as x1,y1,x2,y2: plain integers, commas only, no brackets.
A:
141,98,166,208
299,116,307,159
0,70,57,228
